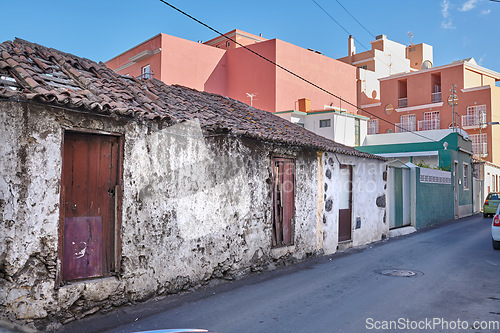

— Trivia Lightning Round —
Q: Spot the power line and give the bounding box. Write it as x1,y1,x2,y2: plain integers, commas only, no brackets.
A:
158,0,443,144
334,0,375,39
311,0,372,52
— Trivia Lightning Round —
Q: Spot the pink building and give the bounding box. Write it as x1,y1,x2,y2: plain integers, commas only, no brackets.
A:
105,30,357,114
360,58,500,165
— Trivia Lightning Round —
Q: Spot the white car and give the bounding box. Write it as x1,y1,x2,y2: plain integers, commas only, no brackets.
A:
492,205,500,250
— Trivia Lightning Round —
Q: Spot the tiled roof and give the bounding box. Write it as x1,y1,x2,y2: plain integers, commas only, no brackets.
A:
0,38,382,159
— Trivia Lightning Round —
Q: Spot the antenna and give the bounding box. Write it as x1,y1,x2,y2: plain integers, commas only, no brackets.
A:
408,31,414,45
246,93,257,107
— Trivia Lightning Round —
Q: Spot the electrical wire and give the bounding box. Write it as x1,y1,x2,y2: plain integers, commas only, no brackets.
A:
158,0,444,144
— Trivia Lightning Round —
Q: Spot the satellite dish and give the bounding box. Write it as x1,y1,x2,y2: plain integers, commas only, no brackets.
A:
421,60,433,69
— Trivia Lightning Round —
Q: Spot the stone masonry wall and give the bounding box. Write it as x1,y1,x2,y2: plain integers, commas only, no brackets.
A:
0,101,321,330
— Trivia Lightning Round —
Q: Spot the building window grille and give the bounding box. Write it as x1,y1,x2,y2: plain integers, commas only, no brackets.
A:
319,119,331,128
471,133,487,155
463,163,469,190
368,119,379,135
396,114,416,133
418,111,440,131
462,105,486,127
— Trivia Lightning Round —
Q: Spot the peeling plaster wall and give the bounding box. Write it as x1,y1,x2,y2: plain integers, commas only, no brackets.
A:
0,102,322,330
320,152,388,254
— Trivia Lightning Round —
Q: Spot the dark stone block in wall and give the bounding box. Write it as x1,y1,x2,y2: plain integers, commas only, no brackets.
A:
325,199,333,212
376,194,386,208
326,169,332,179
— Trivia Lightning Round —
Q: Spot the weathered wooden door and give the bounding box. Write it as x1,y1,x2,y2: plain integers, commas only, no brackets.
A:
272,158,295,247
61,132,120,281
338,165,352,242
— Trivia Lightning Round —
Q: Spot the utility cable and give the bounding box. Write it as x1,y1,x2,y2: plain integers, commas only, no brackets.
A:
158,0,445,144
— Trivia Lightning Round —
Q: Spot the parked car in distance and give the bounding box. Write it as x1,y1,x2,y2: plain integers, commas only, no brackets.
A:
483,192,500,218
492,205,500,250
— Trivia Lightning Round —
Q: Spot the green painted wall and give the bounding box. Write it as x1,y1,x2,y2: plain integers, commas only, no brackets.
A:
359,132,474,211
415,168,454,229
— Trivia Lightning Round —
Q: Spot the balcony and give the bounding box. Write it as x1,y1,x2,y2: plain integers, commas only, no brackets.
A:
431,92,442,103
462,113,486,129
395,121,416,133
398,98,408,108
418,119,440,131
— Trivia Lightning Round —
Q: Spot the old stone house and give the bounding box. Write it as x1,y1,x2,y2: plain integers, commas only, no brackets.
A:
0,39,387,330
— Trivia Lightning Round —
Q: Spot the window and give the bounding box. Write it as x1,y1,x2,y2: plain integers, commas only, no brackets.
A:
462,105,486,127
354,118,360,146
226,41,230,47
358,65,367,70
396,114,416,132
272,158,295,247
398,80,408,108
142,65,151,79
471,133,487,155
368,119,379,135
463,163,469,190
419,111,440,131
431,74,441,103
319,119,331,128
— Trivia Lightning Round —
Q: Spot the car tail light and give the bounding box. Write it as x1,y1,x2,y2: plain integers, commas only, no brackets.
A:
494,215,500,226
485,200,489,206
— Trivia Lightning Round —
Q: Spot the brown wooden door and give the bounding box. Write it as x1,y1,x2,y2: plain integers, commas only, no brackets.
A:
272,158,295,247
61,132,120,281
338,165,352,242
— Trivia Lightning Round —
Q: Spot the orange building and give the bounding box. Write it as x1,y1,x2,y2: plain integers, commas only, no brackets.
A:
105,29,357,114
360,58,500,164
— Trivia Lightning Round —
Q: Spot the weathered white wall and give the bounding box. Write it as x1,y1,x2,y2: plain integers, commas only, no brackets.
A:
0,102,323,330
320,151,388,254
303,113,368,148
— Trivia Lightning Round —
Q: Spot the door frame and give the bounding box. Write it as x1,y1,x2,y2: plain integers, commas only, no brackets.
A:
56,129,124,286
338,164,353,242
454,160,459,219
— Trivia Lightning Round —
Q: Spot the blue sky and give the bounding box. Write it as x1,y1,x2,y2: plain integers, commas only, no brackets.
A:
1,0,499,73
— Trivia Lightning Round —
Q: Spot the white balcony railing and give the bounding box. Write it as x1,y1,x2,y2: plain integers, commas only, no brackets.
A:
462,113,486,128
395,121,416,133
431,92,442,103
398,98,408,108
418,119,440,131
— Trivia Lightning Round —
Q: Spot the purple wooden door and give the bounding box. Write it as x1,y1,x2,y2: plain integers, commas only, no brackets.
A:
63,217,103,280
339,165,352,242
61,132,119,281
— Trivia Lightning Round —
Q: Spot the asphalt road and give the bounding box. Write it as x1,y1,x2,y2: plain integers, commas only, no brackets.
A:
61,214,500,333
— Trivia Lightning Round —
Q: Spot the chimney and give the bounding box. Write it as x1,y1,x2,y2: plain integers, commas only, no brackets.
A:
348,35,356,56
298,98,311,112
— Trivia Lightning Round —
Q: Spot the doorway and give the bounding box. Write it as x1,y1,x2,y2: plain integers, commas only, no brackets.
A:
339,165,352,242
60,132,121,281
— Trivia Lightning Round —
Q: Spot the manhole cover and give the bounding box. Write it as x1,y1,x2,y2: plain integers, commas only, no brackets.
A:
378,269,421,277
